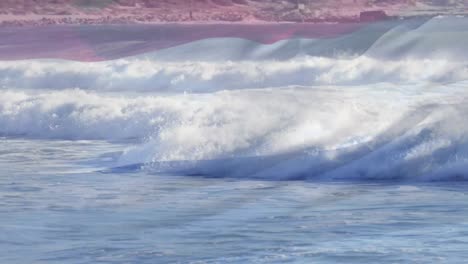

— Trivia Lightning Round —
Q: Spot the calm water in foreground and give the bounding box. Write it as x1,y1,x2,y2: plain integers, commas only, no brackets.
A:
1,138,468,263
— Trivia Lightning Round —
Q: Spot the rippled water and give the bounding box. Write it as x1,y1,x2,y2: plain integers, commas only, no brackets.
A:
1,138,468,263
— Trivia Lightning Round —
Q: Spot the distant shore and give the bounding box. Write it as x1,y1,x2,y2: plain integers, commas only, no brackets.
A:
1,13,462,28
1,0,466,27
0,16,369,27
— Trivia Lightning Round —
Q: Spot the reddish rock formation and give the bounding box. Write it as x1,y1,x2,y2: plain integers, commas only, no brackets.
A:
0,0,465,26
360,10,389,22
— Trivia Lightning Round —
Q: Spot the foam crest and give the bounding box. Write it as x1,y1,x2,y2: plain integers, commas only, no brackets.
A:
111,84,468,181
3,84,467,180
1,57,467,92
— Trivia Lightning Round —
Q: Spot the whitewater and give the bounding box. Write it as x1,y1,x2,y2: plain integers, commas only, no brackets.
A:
2,16,468,181
2,16,468,263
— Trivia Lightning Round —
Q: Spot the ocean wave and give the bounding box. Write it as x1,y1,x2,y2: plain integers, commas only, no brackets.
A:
2,16,468,181
2,16,466,62
1,17,468,94
115,85,468,181
134,16,468,62
2,85,468,181
1,56,467,92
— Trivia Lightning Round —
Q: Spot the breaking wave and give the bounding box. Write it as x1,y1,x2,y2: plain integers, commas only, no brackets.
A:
1,16,468,181
2,83,468,181
1,57,467,92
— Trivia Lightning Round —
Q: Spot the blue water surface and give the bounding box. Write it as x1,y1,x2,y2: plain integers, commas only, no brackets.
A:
1,138,468,263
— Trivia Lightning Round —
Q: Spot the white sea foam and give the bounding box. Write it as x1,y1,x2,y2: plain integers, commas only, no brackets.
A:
1,84,468,180
1,56,467,92
1,17,468,92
